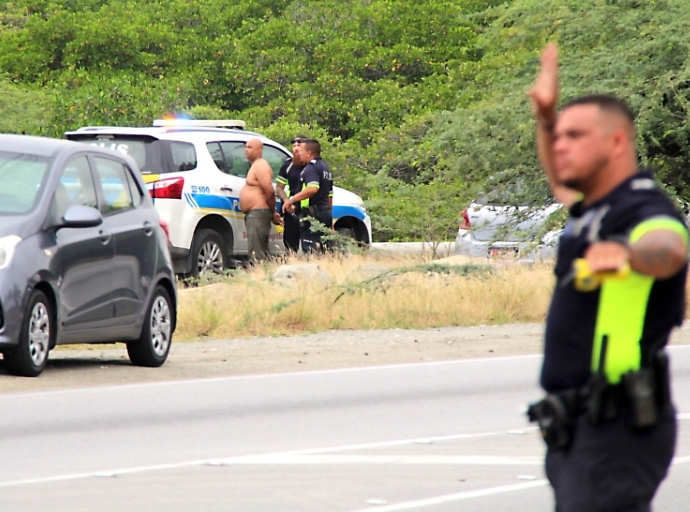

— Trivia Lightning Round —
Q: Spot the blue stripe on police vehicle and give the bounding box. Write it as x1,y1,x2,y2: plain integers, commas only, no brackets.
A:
333,205,366,221
190,193,243,213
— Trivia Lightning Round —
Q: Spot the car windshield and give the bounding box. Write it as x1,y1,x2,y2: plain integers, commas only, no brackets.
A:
74,136,197,174
0,151,51,214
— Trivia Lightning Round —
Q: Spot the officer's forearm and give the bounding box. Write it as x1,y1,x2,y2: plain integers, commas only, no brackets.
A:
630,231,688,279
276,184,288,202
536,122,580,208
290,187,318,203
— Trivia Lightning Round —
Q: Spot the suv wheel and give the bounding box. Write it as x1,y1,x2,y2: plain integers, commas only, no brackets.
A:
127,285,173,367
5,290,53,377
190,229,229,278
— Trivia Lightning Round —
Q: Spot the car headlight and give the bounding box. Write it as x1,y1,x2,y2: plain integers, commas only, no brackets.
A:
0,235,22,270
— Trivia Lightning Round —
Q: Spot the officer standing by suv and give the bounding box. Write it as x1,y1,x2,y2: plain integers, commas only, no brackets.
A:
282,139,333,253
528,43,688,512
276,135,306,253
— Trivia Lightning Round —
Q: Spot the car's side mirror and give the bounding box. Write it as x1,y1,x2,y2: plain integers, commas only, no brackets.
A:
60,204,103,229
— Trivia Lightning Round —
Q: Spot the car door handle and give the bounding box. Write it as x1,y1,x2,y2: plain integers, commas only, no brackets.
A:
143,221,154,236
220,186,233,192
98,230,111,245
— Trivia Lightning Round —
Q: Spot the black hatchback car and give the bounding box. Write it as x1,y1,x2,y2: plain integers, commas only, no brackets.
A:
0,134,177,377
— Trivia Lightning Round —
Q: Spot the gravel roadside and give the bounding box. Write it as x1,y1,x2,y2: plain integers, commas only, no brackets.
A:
2,322,690,394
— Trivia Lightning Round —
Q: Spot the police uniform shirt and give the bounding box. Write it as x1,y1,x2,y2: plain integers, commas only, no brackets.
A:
276,158,304,199
300,157,333,208
541,170,689,393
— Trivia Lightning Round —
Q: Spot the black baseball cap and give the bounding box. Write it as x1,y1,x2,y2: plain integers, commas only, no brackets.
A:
291,135,307,144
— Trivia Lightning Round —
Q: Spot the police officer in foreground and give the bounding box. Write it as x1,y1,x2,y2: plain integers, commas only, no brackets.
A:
281,139,333,253
275,135,307,253
528,43,688,512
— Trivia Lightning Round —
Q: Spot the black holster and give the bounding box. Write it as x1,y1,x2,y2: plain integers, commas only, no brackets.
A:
527,389,585,450
588,349,670,430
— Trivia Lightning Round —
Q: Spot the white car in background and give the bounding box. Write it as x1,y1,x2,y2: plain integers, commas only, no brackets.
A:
455,196,562,261
66,120,372,277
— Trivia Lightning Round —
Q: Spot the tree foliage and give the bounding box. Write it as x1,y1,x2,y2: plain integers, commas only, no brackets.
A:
2,0,690,240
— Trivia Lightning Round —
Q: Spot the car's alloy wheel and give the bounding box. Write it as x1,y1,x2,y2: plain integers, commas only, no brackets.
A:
127,285,174,367
191,229,229,278
4,289,53,377
149,294,172,357
198,240,224,274
28,302,50,367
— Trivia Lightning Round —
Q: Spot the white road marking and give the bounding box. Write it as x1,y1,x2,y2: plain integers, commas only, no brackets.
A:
0,428,534,489
5,343,690,399
223,455,543,466
347,480,550,512
1,413,689,490
0,354,544,398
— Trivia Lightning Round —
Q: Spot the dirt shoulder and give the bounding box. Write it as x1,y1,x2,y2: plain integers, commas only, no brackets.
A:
2,322,690,394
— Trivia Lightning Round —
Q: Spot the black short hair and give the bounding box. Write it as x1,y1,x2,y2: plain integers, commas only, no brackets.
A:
562,94,635,124
291,134,308,144
303,139,321,157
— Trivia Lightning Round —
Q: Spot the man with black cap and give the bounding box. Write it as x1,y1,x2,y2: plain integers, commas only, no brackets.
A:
282,139,333,253
275,135,306,253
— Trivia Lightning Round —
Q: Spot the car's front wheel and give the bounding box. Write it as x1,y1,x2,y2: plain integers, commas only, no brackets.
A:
127,286,173,367
4,289,53,377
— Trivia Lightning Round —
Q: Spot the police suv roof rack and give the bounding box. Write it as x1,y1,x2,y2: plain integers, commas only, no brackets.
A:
73,126,124,132
152,119,246,130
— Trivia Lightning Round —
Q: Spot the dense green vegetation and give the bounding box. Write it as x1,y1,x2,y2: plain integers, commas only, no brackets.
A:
1,0,689,241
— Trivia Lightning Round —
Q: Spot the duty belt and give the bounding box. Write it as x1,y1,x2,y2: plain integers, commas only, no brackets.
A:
301,205,331,217
527,348,671,450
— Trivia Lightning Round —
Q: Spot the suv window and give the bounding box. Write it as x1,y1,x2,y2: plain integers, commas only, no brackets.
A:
263,145,289,179
208,141,288,179
169,141,197,172
74,136,196,175
55,156,98,218
93,156,134,214
219,142,250,177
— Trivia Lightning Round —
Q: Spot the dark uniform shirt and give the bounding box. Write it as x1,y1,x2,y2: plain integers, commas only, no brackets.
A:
276,158,304,199
541,171,689,393
300,157,333,208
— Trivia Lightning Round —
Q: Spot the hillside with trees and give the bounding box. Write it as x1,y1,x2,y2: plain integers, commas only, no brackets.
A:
1,0,689,241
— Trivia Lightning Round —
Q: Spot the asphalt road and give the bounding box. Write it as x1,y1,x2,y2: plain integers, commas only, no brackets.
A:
2,348,689,511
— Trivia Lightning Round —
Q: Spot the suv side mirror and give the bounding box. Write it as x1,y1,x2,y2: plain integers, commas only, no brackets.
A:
60,204,103,229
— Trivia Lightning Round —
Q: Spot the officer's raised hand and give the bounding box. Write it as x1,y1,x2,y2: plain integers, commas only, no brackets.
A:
584,241,631,274
528,43,559,127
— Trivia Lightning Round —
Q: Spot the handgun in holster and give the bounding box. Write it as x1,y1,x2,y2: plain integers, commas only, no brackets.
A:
527,388,583,450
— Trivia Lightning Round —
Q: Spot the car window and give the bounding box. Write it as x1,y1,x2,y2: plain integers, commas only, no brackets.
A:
55,156,98,218
74,136,192,175
263,145,289,180
93,156,134,214
169,141,197,172
0,151,51,214
219,142,250,178
124,166,144,208
206,142,227,173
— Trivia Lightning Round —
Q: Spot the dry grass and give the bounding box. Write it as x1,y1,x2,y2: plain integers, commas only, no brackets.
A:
175,253,556,341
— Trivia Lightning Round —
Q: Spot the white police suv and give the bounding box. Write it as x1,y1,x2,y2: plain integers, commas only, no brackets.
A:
66,120,372,276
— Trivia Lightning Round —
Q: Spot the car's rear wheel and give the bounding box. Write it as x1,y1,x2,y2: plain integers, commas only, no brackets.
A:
127,285,173,367
5,290,53,377
189,229,229,278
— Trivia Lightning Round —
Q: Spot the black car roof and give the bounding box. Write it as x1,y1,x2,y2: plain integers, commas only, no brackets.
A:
0,134,76,158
